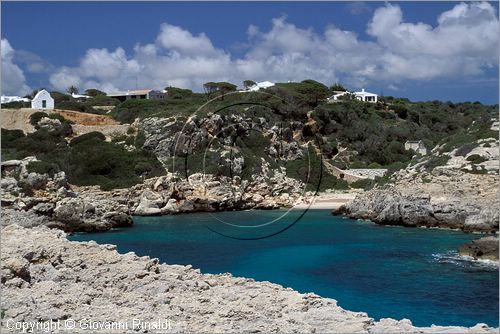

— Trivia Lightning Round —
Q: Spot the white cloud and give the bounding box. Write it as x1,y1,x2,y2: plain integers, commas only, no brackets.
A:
1,39,31,96
46,2,498,93
367,2,498,80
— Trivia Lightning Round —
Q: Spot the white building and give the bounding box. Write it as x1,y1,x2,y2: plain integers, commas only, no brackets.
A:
354,88,378,103
327,88,378,103
31,89,54,110
405,140,427,155
1,96,30,104
71,93,90,99
107,89,166,102
247,81,275,92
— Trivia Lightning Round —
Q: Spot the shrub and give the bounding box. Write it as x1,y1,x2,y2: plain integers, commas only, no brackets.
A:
466,154,487,164
367,162,383,168
84,95,121,107
350,178,373,189
1,101,30,109
18,181,34,196
423,155,451,172
27,160,59,176
69,132,106,146
29,112,49,126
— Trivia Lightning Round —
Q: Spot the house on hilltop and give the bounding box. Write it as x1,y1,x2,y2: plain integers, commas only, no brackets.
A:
405,140,428,155
327,88,378,103
247,81,275,92
107,89,167,102
1,96,30,104
31,89,54,110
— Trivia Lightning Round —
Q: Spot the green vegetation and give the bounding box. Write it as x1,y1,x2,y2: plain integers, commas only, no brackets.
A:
466,154,487,164
423,155,451,172
2,127,165,191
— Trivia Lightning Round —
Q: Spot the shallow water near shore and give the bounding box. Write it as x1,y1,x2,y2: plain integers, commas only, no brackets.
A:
70,209,499,327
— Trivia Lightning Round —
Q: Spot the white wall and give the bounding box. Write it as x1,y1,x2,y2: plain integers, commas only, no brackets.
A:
31,90,54,110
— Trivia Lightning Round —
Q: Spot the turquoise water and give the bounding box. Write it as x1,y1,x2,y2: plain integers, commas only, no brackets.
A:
70,210,499,327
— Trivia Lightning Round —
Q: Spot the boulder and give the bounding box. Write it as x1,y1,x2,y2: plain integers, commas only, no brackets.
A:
24,172,48,190
458,236,499,260
32,202,55,215
37,117,62,132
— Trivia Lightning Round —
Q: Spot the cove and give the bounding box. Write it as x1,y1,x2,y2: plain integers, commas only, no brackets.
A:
70,209,499,327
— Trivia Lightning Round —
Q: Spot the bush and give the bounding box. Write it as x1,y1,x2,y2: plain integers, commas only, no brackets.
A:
18,181,34,196
84,95,121,107
466,154,487,164
423,155,451,171
367,162,383,168
69,132,106,146
27,160,59,176
1,101,30,109
29,112,49,126
350,178,373,189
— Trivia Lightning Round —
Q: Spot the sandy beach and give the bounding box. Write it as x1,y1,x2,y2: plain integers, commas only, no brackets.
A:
293,192,358,210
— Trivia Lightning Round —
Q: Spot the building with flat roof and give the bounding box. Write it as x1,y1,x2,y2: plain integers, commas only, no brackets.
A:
107,89,167,102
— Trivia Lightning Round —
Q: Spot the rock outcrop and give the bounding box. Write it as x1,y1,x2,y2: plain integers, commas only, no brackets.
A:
334,137,499,233
459,236,499,260
334,187,498,232
1,157,133,233
1,225,495,333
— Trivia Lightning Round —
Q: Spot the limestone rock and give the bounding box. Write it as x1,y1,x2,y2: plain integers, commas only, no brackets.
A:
458,236,499,260
0,225,495,334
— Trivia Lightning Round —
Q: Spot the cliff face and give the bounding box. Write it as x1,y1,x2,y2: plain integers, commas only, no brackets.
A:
1,224,495,333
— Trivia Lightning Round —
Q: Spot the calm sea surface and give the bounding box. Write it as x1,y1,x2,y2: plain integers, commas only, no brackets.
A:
70,209,499,327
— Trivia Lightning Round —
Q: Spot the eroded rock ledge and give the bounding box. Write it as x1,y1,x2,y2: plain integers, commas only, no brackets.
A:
1,225,495,333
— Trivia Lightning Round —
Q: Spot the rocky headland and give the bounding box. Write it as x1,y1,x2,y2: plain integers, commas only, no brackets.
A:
1,224,496,333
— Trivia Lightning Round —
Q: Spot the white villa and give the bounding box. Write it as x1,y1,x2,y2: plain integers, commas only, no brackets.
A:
328,88,378,103
31,89,54,110
1,95,30,104
404,140,428,155
107,89,167,102
71,93,90,99
247,81,275,92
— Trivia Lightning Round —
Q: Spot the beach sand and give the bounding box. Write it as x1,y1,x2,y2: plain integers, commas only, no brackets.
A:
293,192,358,210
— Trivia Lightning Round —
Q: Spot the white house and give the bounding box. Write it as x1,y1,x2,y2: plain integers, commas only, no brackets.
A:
31,89,54,110
71,93,90,99
248,81,275,92
405,140,427,155
1,96,30,104
107,89,166,102
354,88,378,103
327,88,378,103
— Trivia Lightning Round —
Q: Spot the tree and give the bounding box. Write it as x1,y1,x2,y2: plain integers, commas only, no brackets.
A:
29,89,39,99
203,82,218,99
85,88,106,97
67,86,79,95
203,82,237,100
243,80,256,90
330,83,347,92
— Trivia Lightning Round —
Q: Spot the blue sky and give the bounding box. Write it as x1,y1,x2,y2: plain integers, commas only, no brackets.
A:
2,1,499,103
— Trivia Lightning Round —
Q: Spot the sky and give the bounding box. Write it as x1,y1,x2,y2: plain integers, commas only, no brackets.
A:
2,1,499,104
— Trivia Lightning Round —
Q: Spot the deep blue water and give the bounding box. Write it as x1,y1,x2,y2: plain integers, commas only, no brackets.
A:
70,210,499,327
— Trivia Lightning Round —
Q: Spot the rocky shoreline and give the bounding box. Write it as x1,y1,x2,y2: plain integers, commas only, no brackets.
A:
1,224,496,333
1,156,306,233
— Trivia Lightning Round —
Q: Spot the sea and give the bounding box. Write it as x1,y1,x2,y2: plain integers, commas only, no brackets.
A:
70,209,499,327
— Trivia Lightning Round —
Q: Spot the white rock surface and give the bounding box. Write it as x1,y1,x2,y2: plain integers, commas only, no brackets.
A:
0,225,496,333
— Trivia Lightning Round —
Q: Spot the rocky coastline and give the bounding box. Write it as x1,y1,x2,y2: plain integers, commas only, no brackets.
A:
1,224,496,333
1,155,306,233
